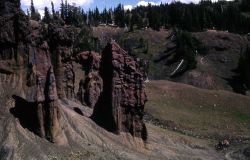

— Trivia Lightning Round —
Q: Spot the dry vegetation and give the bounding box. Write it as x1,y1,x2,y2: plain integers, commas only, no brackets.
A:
146,80,250,141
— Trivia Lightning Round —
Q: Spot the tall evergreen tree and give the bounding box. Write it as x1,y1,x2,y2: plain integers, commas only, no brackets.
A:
27,9,30,17
30,0,35,17
175,30,197,70
60,0,65,20
30,0,40,21
114,4,125,27
43,7,51,23
51,1,56,18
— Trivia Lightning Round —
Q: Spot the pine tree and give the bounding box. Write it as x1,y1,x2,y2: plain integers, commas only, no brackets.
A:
114,4,125,27
30,0,35,17
43,7,51,23
51,1,56,18
94,7,100,25
30,0,40,21
27,9,30,17
65,0,69,21
60,0,65,20
130,12,136,31
102,8,108,24
175,30,197,70
30,0,36,20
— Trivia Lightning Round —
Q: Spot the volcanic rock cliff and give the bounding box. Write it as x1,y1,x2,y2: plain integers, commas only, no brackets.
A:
0,0,147,147
0,0,67,144
92,42,148,140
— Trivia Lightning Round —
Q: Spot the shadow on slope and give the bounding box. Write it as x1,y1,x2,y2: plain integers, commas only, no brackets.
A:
9,95,39,135
224,68,247,95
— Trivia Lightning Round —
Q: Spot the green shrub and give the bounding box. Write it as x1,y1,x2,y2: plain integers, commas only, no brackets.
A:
175,29,197,70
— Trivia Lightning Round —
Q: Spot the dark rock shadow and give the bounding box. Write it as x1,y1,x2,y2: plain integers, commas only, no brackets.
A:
9,95,39,135
73,107,84,116
91,88,117,133
141,124,148,141
224,68,246,94
91,44,117,133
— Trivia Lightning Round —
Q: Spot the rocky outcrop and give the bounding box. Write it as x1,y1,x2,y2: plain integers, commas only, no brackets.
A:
48,24,75,100
0,0,29,116
26,22,63,143
92,41,147,140
0,0,29,71
63,62,75,99
76,51,102,75
0,0,66,144
76,51,102,108
0,0,148,144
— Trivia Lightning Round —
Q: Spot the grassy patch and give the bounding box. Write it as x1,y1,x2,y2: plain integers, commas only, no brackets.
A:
145,80,250,138
234,111,250,122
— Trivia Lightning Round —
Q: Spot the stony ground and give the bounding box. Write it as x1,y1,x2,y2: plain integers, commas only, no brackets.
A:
1,79,250,159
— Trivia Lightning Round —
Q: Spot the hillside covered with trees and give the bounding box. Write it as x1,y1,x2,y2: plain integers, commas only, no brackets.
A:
27,0,250,94
28,0,250,33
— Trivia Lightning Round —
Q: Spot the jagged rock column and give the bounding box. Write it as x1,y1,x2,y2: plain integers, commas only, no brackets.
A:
26,23,63,143
92,41,148,140
48,24,75,100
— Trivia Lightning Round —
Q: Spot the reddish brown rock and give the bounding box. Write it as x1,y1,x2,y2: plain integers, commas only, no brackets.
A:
63,62,75,99
84,71,103,108
26,23,63,143
76,51,101,75
48,24,75,99
0,0,29,67
0,0,64,144
92,41,148,140
76,51,102,108
1,0,148,144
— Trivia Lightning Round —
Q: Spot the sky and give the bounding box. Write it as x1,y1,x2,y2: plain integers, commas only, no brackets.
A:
20,0,231,17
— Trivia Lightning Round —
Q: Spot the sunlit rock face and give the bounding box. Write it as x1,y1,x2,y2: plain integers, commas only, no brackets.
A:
0,0,66,144
48,24,75,100
26,22,63,143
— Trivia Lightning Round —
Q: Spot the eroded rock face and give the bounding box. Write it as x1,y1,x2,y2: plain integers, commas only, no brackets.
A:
26,22,63,143
63,62,75,99
1,0,148,144
48,24,75,99
0,0,29,70
0,0,65,144
76,51,103,108
92,41,147,140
